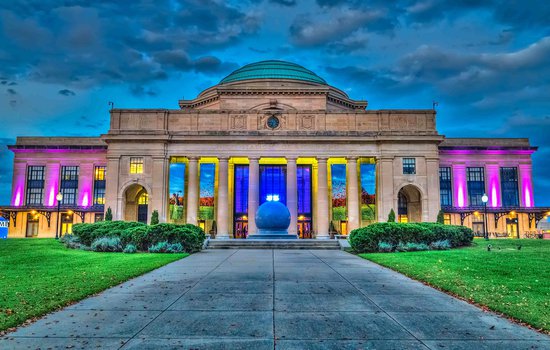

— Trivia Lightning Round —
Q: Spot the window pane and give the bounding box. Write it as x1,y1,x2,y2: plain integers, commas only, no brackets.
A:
130,157,143,174
60,166,79,205
26,166,45,205
93,166,106,205
403,158,416,175
467,167,485,206
501,167,519,207
439,167,452,206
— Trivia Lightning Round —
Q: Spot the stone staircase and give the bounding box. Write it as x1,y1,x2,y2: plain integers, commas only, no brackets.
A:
207,239,341,250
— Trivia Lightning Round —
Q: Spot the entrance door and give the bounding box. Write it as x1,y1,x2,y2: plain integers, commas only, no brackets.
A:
26,213,38,237
234,220,248,239
297,220,312,239
506,218,518,238
137,204,148,224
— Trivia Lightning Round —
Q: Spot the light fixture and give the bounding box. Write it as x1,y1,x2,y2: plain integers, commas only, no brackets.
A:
481,194,488,204
56,192,63,202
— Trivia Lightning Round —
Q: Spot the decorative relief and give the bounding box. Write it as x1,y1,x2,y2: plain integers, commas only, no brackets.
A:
299,115,315,130
258,113,286,130
230,114,247,130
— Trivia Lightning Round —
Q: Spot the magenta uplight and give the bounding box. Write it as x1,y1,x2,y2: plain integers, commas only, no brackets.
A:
486,166,501,208
13,189,22,207
453,166,467,208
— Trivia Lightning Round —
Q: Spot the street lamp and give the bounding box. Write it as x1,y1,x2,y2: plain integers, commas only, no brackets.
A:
481,193,489,240
55,192,63,239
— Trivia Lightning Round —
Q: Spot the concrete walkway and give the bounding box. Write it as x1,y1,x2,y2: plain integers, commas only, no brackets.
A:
2,249,549,349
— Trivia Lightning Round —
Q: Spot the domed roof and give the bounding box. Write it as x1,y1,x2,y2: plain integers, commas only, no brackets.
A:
220,60,327,85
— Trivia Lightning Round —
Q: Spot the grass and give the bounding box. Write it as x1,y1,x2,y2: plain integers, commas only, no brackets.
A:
360,239,550,332
0,239,187,332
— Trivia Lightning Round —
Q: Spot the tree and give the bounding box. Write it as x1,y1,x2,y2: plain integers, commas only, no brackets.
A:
387,209,396,222
150,210,159,225
105,207,113,221
437,210,445,224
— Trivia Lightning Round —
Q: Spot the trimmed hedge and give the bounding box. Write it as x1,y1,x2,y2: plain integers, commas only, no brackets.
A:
72,221,146,246
349,222,473,253
72,221,205,253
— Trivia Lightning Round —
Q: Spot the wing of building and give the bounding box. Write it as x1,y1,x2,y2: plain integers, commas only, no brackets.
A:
2,60,549,238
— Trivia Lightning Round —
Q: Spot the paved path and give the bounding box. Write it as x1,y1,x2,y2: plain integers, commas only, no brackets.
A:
2,249,549,349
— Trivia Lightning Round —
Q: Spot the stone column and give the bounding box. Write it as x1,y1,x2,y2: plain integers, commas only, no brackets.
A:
217,157,230,238
346,157,360,232
186,157,199,225
316,157,330,238
286,157,298,236
247,157,260,235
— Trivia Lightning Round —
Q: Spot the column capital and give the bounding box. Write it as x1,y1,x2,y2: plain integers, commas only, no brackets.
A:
346,156,358,162
248,156,260,162
218,156,230,162
187,156,200,161
286,156,298,162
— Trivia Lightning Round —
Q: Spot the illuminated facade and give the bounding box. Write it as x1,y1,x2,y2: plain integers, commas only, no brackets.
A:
2,61,549,238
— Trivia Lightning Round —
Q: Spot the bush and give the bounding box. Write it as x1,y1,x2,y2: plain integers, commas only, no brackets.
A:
123,244,137,254
148,241,184,253
349,222,473,253
150,210,159,225
387,209,396,222
60,234,81,249
430,239,451,250
377,241,394,252
73,221,146,246
91,237,123,252
396,242,429,252
105,207,113,221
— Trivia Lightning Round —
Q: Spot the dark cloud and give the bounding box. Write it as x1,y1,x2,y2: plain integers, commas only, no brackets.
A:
58,89,75,96
0,1,259,88
129,85,158,97
270,0,297,6
290,8,397,47
7,88,16,95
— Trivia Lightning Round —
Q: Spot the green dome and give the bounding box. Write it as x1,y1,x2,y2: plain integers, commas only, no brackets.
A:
220,60,327,85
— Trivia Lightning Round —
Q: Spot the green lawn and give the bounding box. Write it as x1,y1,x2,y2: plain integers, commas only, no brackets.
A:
360,239,550,332
0,239,187,332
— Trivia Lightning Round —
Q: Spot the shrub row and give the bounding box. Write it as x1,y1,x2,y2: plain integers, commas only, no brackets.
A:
349,222,473,253
72,221,205,253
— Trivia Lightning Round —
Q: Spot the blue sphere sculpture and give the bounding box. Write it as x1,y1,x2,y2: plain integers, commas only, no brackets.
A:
256,201,291,232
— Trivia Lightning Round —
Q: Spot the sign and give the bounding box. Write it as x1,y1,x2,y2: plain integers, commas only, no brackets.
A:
0,217,8,239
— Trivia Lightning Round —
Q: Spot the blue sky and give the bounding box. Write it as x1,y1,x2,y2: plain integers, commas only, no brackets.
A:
1,0,549,206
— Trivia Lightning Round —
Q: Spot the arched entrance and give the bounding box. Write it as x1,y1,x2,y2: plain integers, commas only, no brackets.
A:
397,185,422,223
124,184,148,223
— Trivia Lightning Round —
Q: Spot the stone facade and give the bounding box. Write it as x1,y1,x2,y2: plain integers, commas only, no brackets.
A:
2,61,546,239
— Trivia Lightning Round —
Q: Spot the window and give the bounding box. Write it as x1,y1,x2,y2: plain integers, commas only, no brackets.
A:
138,192,149,205
403,158,416,175
467,167,485,206
61,213,73,234
93,166,106,205
60,166,79,205
94,213,104,222
439,167,452,207
130,157,143,174
500,167,519,207
443,214,451,225
26,166,45,205
398,191,407,222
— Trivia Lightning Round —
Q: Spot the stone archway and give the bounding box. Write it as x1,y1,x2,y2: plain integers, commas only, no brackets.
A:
124,184,148,223
398,185,422,223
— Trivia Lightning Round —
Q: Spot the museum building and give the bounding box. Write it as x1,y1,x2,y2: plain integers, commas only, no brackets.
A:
2,60,549,239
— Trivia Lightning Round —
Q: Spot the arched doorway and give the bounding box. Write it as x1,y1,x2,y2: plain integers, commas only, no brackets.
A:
397,185,422,223
124,184,148,223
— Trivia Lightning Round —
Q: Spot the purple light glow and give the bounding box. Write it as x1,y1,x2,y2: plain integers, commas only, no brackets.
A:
46,165,60,206
82,193,89,207
524,185,533,207
453,167,467,208
487,166,500,208
520,166,534,208
79,184,92,207
13,189,22,206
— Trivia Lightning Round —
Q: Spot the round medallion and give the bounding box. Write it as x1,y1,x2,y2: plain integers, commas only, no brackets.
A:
267,115,280,129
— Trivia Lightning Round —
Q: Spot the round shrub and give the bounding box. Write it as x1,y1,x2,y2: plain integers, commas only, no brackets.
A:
123,244,137,254
349,222,473,253
91,237,123,252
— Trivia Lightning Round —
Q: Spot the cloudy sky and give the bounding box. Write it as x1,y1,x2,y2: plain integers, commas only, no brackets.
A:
1,0,549,205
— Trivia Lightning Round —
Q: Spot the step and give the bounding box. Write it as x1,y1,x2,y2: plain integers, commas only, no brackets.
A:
207,239,341,250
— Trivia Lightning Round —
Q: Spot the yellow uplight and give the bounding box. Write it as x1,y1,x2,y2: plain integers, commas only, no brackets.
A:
31,210,37,215
67,210,74,215
473,211,479,216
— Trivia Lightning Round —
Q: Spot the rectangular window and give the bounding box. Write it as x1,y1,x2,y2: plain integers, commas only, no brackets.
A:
25,166,45,205
234,165,249,215
467,167,485,206
297,165,312,215
93,166,106,205
94,213,104,222
500,167,519,207
439,167,452,207
443,214,451,225
403,158,416,175
60,166,79,205
130,157,143,174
